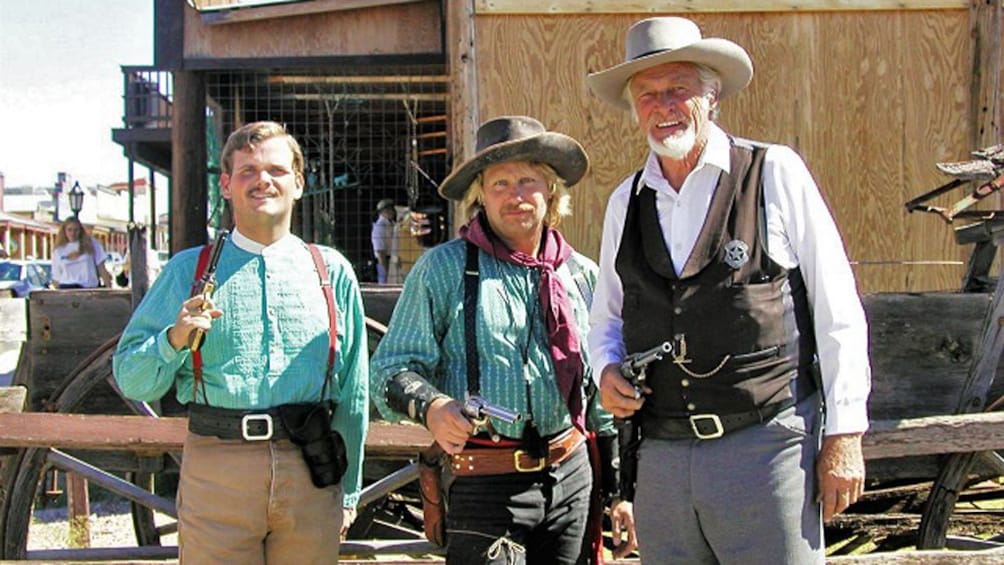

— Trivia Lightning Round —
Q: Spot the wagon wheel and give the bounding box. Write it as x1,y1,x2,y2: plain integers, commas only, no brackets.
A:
0,314,394,560
0,333,180,560
917,393,1004,549
917,281,1004,549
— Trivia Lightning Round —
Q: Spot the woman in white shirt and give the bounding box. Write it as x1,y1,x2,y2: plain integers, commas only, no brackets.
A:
51,217,112,289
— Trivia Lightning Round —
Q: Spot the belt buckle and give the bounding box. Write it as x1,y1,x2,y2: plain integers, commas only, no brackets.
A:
513,449,547,472
689,414,724,440
241,414,273,441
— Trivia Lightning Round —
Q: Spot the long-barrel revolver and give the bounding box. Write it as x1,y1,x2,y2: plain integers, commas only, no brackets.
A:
190,230,229,352
462,394,521,441
620,341,672,398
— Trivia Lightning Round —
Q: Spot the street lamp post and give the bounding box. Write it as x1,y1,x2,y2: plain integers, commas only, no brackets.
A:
68,181,85,219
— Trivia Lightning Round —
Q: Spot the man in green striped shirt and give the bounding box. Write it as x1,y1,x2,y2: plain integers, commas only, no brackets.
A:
371,116,636,563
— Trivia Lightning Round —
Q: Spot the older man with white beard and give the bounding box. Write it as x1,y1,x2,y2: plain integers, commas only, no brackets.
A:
585,17,871,564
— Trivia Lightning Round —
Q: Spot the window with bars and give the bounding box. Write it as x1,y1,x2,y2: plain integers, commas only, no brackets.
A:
205,65,451,283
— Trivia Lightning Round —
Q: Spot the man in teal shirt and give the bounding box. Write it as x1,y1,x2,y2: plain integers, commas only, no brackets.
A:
371,116,636,563
114,121,369,564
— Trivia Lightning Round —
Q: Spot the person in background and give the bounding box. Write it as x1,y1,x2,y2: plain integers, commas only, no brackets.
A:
371,116,636,564
51,216,112,289
586,17,870,564
113,121,369,564
372,198,397,283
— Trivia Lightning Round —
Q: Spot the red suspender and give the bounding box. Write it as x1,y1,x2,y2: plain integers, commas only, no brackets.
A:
190,244,214,402
308,244,338,378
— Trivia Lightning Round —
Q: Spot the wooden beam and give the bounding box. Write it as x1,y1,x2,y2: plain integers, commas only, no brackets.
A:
474,0,966,14
448,0,478,165
170,70,208,254
829,546,1004,564
2,411,1004,461
270,75,449,85
862,412,1004,460
198,0,425,25
969,0,1002,150
289,93,449,102
0,413,432,457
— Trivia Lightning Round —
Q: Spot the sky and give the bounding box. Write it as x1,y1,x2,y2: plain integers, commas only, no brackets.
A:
0,0,154,188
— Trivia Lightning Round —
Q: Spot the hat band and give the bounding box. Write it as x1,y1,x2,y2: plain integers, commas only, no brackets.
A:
632,47,674,60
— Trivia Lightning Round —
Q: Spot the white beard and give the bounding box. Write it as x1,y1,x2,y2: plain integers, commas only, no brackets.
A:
648,125,696,160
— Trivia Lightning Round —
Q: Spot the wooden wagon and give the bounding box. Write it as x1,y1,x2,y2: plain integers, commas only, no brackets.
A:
2,281,1004,562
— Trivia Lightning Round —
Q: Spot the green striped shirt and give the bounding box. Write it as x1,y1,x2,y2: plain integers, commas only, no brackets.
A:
371,238,613,438
112,232,369,508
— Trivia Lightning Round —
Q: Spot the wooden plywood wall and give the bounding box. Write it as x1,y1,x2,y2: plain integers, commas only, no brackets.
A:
474,10,975,293
183,1,442,59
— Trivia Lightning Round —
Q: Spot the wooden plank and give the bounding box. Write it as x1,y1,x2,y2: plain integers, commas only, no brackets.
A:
828,547,1004,564
862,412,1004,460
270,75,449,84
0,414,431,457
183,0,442,59
862,292,1003,421
474,11,971,293
1,411,1003,461
199,0,426,25
474,0,965,14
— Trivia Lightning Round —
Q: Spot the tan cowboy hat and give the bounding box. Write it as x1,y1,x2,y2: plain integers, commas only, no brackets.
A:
587,17,753,111
438,116,589,201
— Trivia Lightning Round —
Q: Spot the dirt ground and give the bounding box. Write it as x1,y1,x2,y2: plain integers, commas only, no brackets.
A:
27,501,176,551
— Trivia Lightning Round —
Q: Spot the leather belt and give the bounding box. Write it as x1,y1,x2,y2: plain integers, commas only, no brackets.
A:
188,404,291,441
644,398,796,441
450,428,585,477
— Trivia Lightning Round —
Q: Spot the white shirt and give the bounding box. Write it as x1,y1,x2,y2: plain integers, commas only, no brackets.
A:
587,124,871,435
52,239,108,288
371,216,395,256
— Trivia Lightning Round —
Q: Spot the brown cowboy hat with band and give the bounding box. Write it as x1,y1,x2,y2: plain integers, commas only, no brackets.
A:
438,116,589,201
587,17,754,111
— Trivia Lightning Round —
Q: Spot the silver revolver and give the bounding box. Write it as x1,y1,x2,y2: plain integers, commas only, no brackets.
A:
462,394,522,441
620,341,673,399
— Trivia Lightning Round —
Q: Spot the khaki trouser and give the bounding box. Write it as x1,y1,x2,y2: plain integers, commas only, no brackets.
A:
177,432,344,564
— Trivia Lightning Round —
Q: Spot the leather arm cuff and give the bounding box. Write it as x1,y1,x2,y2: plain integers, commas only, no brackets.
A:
385,370,448,427
597,432,621,505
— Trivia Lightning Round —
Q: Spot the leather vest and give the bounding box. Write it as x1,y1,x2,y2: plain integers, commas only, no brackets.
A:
615,138,818,429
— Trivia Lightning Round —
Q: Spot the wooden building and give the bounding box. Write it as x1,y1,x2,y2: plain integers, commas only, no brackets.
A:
117,0,1001,293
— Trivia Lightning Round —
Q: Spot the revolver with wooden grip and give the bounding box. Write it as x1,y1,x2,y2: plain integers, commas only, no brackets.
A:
189,230,229,352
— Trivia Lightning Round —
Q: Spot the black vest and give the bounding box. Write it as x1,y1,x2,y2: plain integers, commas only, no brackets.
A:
615,138,817,429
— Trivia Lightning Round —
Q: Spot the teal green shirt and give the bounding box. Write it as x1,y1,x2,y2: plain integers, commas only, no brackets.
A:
370,238,613,438
112,231,369,508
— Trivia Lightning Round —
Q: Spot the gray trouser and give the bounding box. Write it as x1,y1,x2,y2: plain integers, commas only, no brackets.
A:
634,394,823,565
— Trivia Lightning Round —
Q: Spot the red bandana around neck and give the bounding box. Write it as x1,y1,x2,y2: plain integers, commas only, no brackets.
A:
459,214,586,432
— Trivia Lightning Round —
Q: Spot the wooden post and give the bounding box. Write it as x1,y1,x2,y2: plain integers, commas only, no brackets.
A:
446,0,478,232
65,472,90,548
171,70,209,254
970,0,1002,207
129,224,150,309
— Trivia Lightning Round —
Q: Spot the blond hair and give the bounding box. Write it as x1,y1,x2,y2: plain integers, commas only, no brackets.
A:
55,217,96,257
459,162,572,227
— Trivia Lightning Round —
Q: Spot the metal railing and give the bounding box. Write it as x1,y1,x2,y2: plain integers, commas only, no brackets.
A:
120,66,173,129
